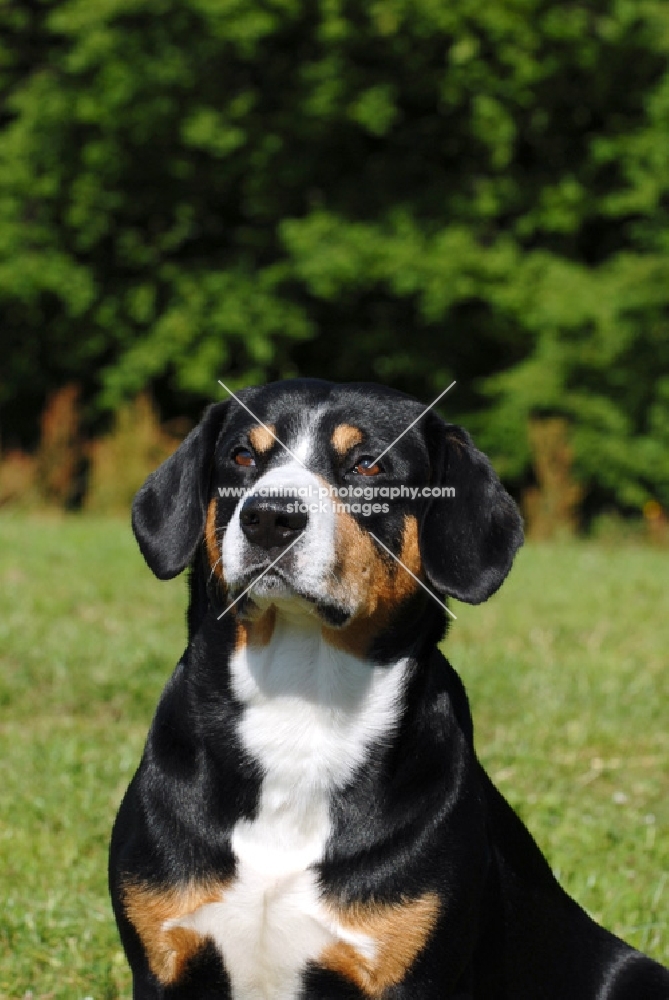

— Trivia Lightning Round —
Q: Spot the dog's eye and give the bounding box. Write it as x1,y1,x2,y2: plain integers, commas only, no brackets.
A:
232,447,256,468
353,457,383,476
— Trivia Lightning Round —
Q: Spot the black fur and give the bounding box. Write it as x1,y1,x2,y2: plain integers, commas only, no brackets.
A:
420,417,524,604
132,400,230,579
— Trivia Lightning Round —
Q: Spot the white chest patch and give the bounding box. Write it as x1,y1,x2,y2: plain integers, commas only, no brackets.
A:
170,619,408,999
169,866,375,1000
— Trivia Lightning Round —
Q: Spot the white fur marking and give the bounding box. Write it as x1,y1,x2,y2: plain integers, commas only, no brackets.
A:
221,460,337,609
171,618,408,999
167,866,377,999
292,406,328,466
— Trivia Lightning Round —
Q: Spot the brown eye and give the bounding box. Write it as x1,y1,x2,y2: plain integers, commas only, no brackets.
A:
233,447,256,468
354,457,382,476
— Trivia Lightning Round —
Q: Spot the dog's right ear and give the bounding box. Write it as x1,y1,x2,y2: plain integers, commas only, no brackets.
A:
132,401,230,580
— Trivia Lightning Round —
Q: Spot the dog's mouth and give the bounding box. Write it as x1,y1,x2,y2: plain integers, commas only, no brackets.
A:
230,565,352,628
233,562,296,595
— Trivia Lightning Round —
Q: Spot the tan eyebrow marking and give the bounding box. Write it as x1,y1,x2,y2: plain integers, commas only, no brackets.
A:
248,423,276,454
331,424,364,456
320,892,440,996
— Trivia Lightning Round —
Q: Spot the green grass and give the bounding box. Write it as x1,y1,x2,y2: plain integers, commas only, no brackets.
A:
0,515,667,998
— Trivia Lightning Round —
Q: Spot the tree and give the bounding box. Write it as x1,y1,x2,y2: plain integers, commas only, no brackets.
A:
1,0,668,510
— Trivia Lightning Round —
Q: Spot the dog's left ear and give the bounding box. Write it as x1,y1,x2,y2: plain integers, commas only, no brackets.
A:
419,413,523,604
132,401,230,580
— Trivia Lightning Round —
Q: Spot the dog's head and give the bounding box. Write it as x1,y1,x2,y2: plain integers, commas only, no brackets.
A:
132,379,522,655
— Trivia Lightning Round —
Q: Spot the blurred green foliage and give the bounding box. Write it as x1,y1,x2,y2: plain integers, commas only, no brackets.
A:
1,0,669,509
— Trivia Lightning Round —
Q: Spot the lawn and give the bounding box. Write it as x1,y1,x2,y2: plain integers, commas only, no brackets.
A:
0,514,667,998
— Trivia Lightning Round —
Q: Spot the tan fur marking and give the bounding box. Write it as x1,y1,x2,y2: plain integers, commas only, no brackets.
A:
123,880,227,985
322,514,421,658
235,605,277,650
331,424,364,456
321,892,440,996
249,423,276,454
205,498,224,581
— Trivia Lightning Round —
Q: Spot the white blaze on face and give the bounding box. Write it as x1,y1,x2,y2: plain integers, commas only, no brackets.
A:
221,446,337,609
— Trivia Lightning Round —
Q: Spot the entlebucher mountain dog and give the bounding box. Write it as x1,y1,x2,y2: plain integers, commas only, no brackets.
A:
110,379,669,999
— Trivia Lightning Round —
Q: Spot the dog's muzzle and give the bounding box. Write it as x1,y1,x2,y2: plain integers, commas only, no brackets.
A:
222,462,341,619
239,496,308,553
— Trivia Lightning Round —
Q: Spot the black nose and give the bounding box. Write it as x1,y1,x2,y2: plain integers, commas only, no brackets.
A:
239,496,308,551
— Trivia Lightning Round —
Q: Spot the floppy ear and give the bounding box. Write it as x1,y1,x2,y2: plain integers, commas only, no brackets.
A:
419,414,523,604
131,401,230,579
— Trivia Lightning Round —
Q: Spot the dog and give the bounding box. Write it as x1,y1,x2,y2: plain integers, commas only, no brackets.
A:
110,378,669,999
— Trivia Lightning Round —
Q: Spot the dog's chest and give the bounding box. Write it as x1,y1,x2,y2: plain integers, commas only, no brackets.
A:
174,631,408,999
172,865,351,1000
